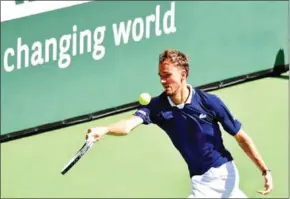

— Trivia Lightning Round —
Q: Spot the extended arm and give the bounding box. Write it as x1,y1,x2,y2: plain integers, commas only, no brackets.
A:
234,129,273,195
107,115,144,135
86,115,144,141
234,129,269,174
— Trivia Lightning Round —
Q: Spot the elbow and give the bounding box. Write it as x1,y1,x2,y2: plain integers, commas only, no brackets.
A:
114,127,131,135
235,131,253,148
122,121,136,135
122,127,132,135
107,124,131,135
107,117,139,135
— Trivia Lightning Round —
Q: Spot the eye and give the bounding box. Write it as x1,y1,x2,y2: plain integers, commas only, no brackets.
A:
159,74,171,79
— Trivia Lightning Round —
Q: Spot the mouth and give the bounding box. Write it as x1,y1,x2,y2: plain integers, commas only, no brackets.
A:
163,85,171,90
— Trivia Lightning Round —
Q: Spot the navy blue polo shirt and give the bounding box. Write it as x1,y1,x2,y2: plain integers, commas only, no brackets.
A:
133,85,241,177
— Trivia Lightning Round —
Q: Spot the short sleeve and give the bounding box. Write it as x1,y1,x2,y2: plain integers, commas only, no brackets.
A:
133,94,164,125
133,105,152,125
206,94,241,136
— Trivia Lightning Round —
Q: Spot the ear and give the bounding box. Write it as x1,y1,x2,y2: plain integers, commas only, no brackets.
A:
181,70,187,80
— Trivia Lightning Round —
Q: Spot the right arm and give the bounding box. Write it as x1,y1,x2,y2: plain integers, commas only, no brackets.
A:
86,115,144,141
87,98,156,141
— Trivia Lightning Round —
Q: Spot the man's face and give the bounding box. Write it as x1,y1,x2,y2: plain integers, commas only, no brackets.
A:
158,60,186,96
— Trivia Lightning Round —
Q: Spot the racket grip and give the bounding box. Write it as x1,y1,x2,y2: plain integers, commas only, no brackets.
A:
87,133,95,143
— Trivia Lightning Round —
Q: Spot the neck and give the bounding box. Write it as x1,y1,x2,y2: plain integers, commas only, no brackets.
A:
170,84,190,105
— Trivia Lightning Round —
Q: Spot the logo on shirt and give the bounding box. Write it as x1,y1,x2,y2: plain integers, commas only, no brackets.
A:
199,114,207,119
161,111,174,119
137,110,147,116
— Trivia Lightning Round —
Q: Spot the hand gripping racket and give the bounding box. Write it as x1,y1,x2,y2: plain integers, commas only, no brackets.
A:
61,135,95,175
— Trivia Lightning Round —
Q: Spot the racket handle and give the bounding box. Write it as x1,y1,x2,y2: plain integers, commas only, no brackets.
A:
87,133,95,143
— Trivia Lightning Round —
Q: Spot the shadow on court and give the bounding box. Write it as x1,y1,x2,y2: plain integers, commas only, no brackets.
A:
273,75,289,80
272,49,289,79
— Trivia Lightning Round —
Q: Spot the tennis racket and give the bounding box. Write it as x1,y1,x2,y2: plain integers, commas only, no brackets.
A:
61,136,95,175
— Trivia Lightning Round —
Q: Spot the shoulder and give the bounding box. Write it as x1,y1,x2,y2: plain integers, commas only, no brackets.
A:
194,88,223,109
194,88,219,102
149,92,168,108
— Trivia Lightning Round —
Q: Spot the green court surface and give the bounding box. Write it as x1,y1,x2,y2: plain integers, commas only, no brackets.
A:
1,74,288,198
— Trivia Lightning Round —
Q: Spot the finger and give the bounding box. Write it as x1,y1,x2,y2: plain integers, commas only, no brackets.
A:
261,190,271,195
257,190,268,195
257,190,263,194
257,187,272,195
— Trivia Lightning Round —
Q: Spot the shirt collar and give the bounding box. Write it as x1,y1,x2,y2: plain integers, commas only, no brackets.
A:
167,84,194,109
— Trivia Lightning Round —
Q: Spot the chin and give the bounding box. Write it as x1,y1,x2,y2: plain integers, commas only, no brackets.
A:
165,90,174,96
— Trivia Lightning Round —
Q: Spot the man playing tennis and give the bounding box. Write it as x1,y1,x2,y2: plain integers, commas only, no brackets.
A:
86,49,273,198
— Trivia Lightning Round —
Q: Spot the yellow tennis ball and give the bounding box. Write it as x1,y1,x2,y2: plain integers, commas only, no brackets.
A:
139,92,151,105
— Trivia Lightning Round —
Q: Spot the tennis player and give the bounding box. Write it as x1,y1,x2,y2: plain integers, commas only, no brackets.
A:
86,49,273,198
